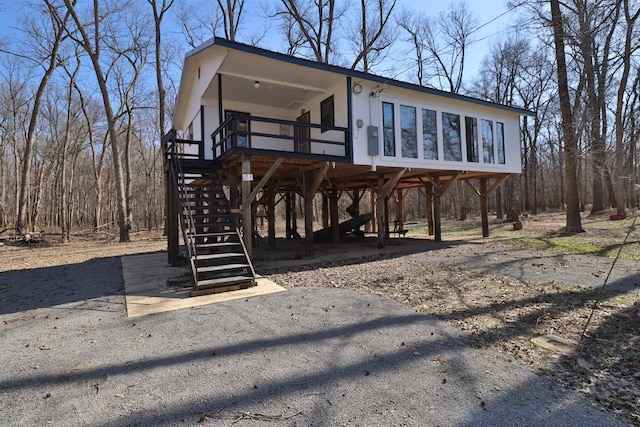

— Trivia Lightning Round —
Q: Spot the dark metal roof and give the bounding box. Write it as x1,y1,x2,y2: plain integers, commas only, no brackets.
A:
186,37,535,117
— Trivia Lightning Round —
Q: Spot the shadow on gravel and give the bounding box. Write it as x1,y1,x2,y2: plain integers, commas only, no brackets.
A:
443,247,640,292
0,256,123,316
0,307,617,426
253,236,464,275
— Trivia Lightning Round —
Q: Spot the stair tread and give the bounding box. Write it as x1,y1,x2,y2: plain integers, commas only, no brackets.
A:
194,223,235,228
196,252,246,260
197,242,242,249
191,213,232,217
192,231,238,237
195,276,255,287
181,198,228,204
197,263,250,273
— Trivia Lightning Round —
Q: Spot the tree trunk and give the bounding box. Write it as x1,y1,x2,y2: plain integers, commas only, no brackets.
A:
64,0,130,241
550,0,584,232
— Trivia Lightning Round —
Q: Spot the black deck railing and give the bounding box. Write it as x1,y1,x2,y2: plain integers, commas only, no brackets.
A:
211,113,350,160
162,129,201,161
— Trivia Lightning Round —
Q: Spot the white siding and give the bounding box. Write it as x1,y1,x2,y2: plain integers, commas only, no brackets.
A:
350,81,522,173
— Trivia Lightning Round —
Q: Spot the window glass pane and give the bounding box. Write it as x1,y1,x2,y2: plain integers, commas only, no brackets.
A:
442,112,462,161
496,122,505,164
383,102,395,156
400,105,417,158
422,109,438,160
320,95,334,133
482,119,494,163
465,117,478,162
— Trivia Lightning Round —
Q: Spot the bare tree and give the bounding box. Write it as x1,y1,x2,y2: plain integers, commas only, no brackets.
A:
217,0,245,41
398,1,476,92
148,0,174,138
346,0,397,72
550,0,584,232
614,0,640,215
4,2,71,234
274,0,341,63
61,0,131,241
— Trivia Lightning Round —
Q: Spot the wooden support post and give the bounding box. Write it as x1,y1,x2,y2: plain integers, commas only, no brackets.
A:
397,189,404,229
480,178,489,238
331,184,340,244
370,188,376,233
267,186,276,248
285,193,292,240
292,193,298,237
433,176,442,242
303,171,314,256
167,168,179,266
376,175,385,248
241,156,252,258
227,165,239,209
426,172,463,242
322,193,329,228
375,169,408,248
384,196,390,239
426,184,434,236
352,189,360,216
303,163,329,256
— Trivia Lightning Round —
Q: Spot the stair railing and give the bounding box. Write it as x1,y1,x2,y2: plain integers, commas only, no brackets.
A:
209,174,257,280
167,138,199,285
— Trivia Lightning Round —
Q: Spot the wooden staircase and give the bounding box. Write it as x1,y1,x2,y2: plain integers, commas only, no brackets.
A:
170,156,256,296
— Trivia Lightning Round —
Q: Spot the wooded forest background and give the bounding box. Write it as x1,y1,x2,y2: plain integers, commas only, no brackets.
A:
0,0,639,242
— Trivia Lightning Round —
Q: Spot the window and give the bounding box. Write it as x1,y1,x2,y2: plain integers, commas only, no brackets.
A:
465,117,478,162
482,119,494,163
225,110,250,148
422,109,438,160
400,105,417,158
496,122,505,164
320,95,334,132
383,102,395,156
442,112,462,161
188,122,194,140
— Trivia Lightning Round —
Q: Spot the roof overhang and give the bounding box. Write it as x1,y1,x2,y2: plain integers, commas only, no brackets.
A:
172,37,535,130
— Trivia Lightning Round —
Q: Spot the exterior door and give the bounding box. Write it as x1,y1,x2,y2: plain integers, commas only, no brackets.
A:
296,111,310,153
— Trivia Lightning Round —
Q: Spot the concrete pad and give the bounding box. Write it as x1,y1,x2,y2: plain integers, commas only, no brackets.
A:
121,252,285,317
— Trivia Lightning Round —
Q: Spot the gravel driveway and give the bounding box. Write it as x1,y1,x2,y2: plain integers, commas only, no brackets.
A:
0,248,632,426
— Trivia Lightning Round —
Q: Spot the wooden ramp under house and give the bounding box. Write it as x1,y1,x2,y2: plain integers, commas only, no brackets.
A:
168,150,256,296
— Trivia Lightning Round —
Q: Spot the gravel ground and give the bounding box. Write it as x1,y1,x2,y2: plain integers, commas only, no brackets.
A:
0,224,638,425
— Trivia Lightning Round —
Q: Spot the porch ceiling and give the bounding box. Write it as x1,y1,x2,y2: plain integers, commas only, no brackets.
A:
203,49,342,110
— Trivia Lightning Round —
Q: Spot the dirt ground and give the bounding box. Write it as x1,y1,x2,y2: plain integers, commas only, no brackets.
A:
1,214,639,424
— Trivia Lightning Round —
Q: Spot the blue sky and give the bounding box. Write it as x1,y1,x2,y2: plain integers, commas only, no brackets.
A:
0,0,520,87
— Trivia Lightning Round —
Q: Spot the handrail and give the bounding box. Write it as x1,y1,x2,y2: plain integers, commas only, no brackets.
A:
166,138,198,285
211,113,350,159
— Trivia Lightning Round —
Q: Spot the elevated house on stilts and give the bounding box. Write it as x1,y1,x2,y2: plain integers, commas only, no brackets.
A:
164,37,534,296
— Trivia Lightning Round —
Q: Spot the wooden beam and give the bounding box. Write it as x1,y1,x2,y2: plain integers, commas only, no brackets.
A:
379,168,408,199
305,162,330,198
438,171,464,196
486,174,510,197
464,179,481,197
247,158,284,203
301,161,331,172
